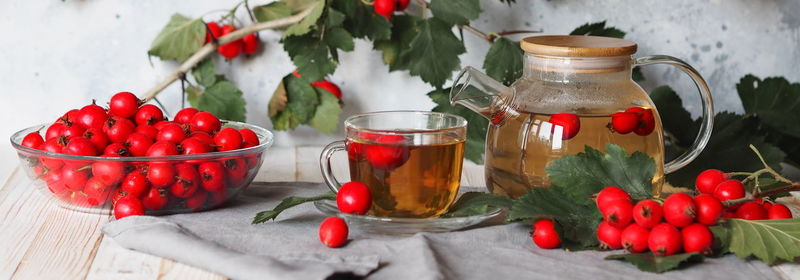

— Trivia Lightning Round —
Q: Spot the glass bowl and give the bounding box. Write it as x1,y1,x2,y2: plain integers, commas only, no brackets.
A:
10,121,273,215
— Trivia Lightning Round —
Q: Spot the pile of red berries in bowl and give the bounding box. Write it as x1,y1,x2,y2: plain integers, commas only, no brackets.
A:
10,92,273,219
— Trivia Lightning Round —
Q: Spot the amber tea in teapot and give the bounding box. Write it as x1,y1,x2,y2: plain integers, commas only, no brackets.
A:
451,35,714,198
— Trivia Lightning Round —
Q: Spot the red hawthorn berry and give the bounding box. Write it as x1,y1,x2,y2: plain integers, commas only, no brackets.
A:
532,219,561,249
373,0,395,19
695,169,727,195
218,25,243,59
548,113,581,140
242,34,259,55
319,217,348,248
205,22,222,44
311,80,342,100
610,112,639,134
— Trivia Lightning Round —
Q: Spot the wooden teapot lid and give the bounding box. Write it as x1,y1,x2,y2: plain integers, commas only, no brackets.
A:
520,35,637,57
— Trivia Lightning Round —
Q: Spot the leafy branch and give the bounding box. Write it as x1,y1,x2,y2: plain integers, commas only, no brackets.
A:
142,3,319,102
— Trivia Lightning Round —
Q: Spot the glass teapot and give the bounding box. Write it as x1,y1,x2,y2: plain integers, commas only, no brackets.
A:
450,35,714,198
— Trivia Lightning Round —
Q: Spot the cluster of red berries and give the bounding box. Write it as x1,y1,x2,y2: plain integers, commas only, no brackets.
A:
531,169,793,254
609,107,656,136
594,187,716,256
373,0,410,19
319,181,373,248
205,22,259,59
545,107,655,141
695,169,793,220
19,92,262,219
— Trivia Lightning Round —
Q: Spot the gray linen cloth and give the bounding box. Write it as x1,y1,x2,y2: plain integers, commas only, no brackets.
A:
102,182,781,280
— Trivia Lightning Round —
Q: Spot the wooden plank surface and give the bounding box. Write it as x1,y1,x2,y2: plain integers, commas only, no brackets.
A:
1,146,799,279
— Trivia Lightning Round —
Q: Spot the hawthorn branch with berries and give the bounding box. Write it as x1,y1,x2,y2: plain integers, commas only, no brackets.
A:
142,3,319,102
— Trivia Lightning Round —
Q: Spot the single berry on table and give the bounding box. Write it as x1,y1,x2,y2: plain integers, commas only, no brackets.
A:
319,216,349,248
532,219,562,249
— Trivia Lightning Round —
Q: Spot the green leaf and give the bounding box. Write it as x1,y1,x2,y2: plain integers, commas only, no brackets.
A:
427,87,488,163
632,68,646,82
308,89,342,133
283,34,337,82
650,86,694,144
725,218,800,264
325,8,346,27
402,18,466,88
508,187,602,248
569,21,625,38
738,75,800,138
709,225,731,256
606,253,704,273
282,0,320,13
442,192,513,217
334,0,391,41
192,58,216,87
196,81,247,122
268,80,288,118
283,0,325,38
148,14,205,62
324,27,355,52
375,15,421,71
253,2,292,22
284,73,320,123
429,0,481,26
483,37,523,86
272,109,302,131
252,192,335,224
186,85,203,107
546,144,655,203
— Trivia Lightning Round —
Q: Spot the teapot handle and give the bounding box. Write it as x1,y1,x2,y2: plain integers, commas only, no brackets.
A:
634,55,714,174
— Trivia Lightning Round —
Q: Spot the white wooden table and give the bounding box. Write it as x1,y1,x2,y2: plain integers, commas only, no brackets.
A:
0,146,798,279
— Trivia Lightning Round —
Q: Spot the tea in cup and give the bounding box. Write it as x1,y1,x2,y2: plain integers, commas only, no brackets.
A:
320,111,467,218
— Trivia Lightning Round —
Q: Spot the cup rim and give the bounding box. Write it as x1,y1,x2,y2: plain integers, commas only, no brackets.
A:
10,120,274,162
344,110,468,135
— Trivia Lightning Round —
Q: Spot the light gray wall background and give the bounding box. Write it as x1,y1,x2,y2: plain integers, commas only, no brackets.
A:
1,0,799,180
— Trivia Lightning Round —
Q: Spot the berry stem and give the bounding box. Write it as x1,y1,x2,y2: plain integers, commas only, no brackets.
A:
141,3,319,102
459,25,493,43
749,144,792,184
754,183,800,198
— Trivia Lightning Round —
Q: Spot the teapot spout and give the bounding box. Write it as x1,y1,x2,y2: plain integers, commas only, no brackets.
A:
449,66,516,123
